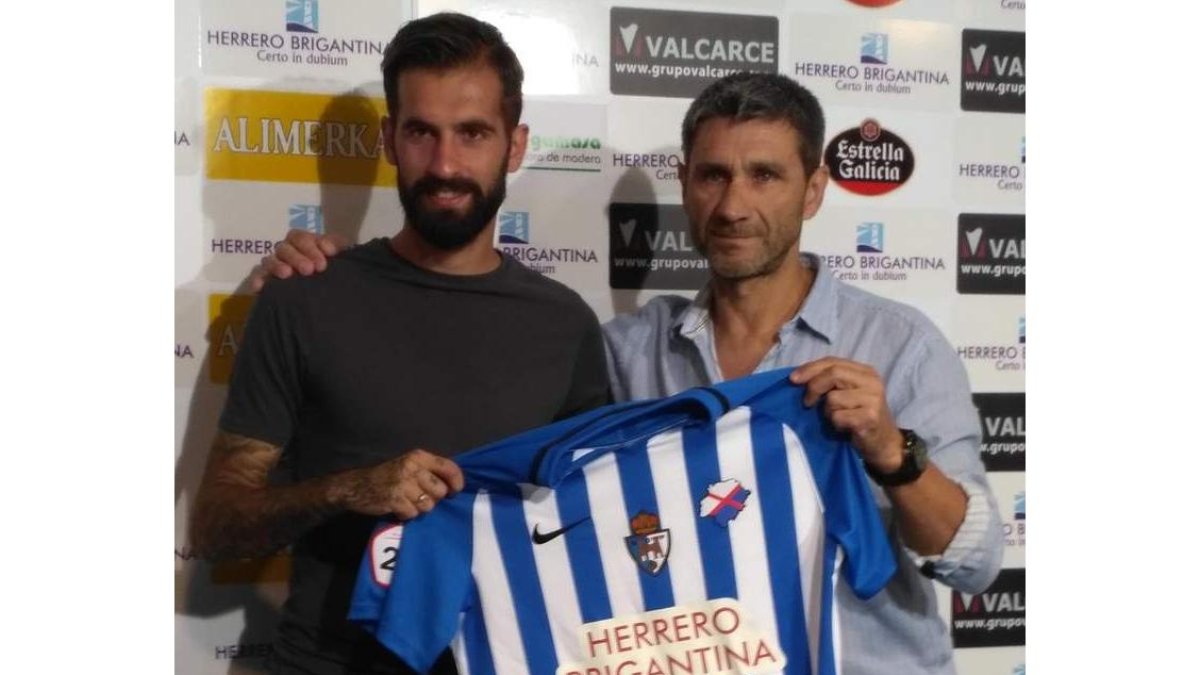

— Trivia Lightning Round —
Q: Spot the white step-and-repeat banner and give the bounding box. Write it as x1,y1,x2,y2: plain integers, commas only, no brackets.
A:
176,1,1025,672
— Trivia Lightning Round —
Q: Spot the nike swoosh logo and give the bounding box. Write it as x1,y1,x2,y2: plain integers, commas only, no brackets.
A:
532,517,591,545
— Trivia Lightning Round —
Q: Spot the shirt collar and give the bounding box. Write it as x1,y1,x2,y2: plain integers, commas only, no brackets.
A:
671,252,839,344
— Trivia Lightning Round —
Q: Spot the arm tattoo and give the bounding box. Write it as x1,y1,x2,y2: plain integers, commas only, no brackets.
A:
189,431,342,560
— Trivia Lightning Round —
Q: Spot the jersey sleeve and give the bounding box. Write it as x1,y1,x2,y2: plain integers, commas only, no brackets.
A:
792,414,897,599
349,494,476,673
347,519,406,635
217,280,308,446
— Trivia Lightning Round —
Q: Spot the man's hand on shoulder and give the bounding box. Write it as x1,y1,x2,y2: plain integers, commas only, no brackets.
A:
790,357,904,472
331,449,466,522
249,230,351,292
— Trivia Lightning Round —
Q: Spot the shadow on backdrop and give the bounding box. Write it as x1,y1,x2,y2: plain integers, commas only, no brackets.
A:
176,85,382,674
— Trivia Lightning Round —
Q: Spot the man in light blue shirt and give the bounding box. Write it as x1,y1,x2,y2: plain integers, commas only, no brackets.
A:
603,73,1001,675
259,72,1002,675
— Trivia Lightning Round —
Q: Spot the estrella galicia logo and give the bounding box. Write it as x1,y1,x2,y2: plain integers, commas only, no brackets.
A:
951,568,1025,648
825,119,915,196
957,214,1025,294
288,204,323,233
856,222,884,253
846,0,903,6
961,29,1025,113
498,211,530,244
698,478,751,527
286,0,319,33
610,7,779,98
625,511,671,575
973,393,1025,472
609,203,709,290
860,33,887,65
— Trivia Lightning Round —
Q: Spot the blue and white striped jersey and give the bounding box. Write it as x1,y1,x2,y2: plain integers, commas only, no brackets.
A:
349,368,895,675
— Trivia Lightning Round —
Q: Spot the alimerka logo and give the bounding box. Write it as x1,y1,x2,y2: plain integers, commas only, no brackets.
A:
205,89,390,186
208,294,254,385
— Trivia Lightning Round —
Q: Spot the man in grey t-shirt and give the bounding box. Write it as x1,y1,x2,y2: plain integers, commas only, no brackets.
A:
189,13,609,675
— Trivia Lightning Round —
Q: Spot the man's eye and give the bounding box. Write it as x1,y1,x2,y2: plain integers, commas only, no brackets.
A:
753,169,778,182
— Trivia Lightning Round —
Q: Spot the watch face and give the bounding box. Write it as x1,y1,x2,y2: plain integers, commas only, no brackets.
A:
903,429,929,472
912,435,929,466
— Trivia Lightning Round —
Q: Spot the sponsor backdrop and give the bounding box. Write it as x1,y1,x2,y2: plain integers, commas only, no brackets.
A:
176,0,1024,673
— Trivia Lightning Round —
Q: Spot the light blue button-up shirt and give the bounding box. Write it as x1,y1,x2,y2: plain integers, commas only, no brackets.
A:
602,253,1003,675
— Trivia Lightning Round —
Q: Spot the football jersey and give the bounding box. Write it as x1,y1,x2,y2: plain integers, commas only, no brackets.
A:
349,368,896,675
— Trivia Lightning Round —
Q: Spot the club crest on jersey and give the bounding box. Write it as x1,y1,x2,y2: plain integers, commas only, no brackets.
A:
699,478,751,527
624,511,671,576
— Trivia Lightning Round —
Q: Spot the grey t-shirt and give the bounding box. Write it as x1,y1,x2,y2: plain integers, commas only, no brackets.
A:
219,238,611,674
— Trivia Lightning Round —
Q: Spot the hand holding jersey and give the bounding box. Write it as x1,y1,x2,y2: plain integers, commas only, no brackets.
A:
333,448,465,521
789,357,969,557
790,357,904,470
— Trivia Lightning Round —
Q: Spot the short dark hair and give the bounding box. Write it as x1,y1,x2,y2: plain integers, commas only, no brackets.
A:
381,12,524,129
681,72,825,177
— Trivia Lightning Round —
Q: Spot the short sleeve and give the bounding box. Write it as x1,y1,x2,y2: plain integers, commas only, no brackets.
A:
362,494,477,673
217,281,308,446
794,416,897,599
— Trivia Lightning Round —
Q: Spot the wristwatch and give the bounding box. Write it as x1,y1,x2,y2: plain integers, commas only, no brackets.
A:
866,428,929,487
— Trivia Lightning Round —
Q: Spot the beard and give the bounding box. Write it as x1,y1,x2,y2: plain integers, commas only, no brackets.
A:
397,163,508,250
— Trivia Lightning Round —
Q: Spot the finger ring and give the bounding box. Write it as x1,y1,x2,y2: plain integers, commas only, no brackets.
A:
416,493,429,503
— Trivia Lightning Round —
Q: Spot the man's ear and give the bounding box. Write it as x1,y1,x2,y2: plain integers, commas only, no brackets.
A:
802,165,830,220
507,123,529,173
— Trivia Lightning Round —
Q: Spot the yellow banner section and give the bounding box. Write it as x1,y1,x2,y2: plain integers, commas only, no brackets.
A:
208,294,255,384
205,88,393,186
211,554,293,585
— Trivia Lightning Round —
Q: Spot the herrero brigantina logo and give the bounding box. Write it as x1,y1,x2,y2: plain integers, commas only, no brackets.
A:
206,0,385,68
497,211,598,277
818,222,946,283
794,31,951,97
